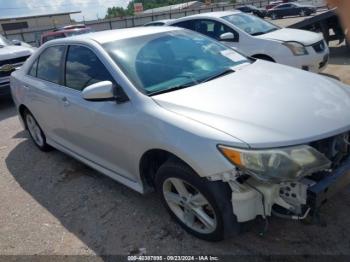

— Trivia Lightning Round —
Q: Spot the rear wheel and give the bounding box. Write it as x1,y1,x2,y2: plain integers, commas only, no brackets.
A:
24,111,51,151
155,159,239,241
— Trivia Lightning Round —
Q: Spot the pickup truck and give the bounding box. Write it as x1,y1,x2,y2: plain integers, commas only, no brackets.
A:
0,35,35,98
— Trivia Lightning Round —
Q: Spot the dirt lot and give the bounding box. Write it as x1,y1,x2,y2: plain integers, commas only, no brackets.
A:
0,17,350,258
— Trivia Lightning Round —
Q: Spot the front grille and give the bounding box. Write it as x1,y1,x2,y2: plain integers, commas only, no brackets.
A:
0,55,30,67
0,55,29,78
312,41,326,53
0,69,15,78
311,132,350,168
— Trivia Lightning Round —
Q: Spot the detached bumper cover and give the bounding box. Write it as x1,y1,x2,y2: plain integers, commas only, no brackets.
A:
307,157,350,209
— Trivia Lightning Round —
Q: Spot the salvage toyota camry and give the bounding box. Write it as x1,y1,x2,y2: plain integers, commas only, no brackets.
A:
10,27,350,241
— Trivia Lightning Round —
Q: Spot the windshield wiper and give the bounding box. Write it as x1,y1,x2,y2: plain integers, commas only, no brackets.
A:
251,32,266,36
199,68,235,84
252,28,278,36
148,82,196,96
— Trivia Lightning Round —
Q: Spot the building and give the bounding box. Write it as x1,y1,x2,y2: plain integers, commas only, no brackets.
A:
0,11,81,35
142,1,204,14
0,11,81,46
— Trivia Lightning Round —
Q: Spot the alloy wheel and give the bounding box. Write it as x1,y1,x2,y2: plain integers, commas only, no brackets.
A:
162,177,217,234
26,114,44,147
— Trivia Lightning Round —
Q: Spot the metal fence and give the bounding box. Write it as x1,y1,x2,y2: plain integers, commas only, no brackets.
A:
3,1,269,46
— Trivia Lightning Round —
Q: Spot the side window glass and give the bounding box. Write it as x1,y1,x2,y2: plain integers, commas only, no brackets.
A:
28,59,38,77
193,20,212,37
194,20,237,41
37,46,65,84
65,45,114,91
173,20,195,30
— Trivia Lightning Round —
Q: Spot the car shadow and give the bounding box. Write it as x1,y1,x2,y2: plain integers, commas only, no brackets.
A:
4,137,280,255
4,139,187,255
0,97,16,122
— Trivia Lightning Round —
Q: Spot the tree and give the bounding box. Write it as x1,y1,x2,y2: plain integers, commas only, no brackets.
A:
105,6,132,18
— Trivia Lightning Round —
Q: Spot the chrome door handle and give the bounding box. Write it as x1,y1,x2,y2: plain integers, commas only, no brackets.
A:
62,97,70,106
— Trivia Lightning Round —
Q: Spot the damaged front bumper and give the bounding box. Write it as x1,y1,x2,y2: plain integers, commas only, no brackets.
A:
307,156,350,211
221,156,350,223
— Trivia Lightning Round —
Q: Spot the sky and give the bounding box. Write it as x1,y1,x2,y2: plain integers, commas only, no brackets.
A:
0,0,131,21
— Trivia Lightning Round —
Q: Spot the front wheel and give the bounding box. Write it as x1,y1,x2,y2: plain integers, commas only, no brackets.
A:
155,159,239,241
300,10,307,17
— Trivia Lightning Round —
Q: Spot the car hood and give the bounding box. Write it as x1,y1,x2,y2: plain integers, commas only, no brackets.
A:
256,28,323,46
0,45,34,60
153,61,350,148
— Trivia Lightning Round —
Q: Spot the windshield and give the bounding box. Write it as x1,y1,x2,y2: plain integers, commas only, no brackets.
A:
103,30,250,95
223,13,279,36
0,35,12,47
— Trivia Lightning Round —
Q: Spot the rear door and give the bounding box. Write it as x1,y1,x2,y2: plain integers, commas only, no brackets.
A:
24,45,67,145
274,4,289,16
173,19,241,50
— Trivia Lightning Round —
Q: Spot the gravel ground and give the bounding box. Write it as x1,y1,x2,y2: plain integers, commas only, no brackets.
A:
0,18,350,257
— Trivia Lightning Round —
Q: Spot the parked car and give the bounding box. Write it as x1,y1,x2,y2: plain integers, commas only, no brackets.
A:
236,5,267,18
266,0,297,10
40,25,93,45
0,35,34,98
11,27,350,241
165,11,329,73
144,19,173,26
267,3,317,19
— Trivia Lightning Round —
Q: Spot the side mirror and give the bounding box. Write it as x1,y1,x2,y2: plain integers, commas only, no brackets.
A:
82,81,115,101
12,39,22,46
219,32,238,42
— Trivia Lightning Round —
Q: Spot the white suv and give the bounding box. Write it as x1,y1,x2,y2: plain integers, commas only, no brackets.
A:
0,35,34,97
165,11,329,73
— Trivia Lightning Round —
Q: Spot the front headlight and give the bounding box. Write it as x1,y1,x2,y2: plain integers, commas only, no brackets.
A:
283,41,309,56
218,145,331,182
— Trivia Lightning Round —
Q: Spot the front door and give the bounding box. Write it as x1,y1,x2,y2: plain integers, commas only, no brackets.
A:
59,45,137,181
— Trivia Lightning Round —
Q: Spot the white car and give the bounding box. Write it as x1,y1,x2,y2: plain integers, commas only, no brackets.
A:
144,19,173,26
165,11,329,73
0,35,35,98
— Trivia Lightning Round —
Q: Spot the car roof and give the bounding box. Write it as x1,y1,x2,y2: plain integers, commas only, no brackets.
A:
173,10,241,20
42,27,90,37
50,26,182,45
145,19,173,24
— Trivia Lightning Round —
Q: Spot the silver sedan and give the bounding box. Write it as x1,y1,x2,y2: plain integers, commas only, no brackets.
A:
10,27,350,241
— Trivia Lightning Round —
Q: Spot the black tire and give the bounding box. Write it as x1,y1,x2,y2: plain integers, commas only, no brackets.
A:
155,158,240,241
24,110,51,152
